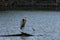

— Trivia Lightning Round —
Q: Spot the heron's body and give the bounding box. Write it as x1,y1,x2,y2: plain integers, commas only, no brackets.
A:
20,17,27,29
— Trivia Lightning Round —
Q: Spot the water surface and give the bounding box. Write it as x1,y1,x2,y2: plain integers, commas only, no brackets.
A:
0,11,60,40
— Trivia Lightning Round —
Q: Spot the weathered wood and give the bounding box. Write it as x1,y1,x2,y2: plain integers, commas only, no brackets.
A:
0,32,33,37
0,32,43,37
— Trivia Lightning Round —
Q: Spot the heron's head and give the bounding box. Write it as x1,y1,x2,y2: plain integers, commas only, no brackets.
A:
24,17,27,22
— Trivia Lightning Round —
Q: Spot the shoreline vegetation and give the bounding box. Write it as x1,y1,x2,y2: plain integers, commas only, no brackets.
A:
0,0,59,11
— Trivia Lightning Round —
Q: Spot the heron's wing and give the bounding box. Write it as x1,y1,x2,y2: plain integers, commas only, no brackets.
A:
20,20,23,26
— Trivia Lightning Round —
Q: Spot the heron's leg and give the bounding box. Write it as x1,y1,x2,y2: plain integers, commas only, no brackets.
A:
20,24,25,29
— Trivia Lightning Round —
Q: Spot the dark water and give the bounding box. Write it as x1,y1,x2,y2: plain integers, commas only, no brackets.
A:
0,11,60,40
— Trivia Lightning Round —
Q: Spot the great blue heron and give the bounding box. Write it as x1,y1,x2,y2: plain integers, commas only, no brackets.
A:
0,17,43,37
20,17,27,29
